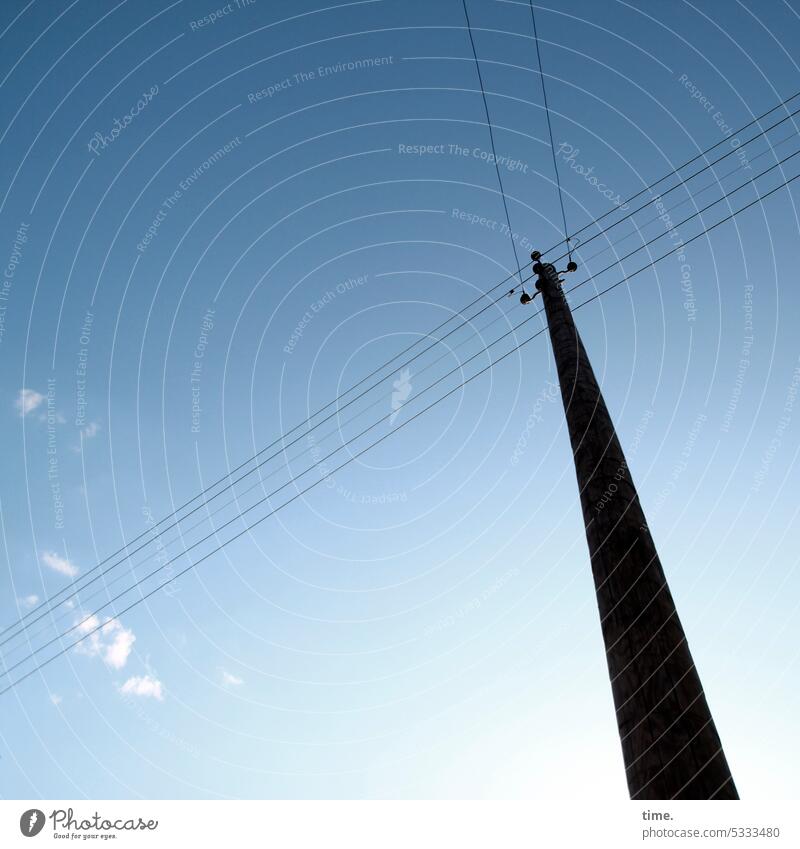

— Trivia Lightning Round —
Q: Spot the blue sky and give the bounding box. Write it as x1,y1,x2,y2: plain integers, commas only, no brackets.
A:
1,0,799,799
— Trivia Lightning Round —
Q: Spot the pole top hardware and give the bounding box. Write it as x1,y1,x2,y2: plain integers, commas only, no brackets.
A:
530,248,578,276
519,248,577,304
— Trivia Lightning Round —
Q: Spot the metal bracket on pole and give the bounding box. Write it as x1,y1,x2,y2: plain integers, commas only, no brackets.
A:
519,250,578,304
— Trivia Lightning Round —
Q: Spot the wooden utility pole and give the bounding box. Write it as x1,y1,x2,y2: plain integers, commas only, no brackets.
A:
532,257,737,800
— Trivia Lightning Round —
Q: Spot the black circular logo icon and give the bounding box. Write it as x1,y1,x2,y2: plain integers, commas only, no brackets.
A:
19,809,46,837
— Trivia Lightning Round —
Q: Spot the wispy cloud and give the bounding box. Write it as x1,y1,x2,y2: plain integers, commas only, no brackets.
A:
119,675,164,701
49,693,63,706
19,594,39,609
40,550,79,578
41,551,80,578
15,388,44,416
82,422,100,438
220,669,244,687
74,615,135,669
390,368,412,425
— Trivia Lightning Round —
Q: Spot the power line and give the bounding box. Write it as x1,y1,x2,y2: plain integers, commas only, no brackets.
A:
577,128,800,268
0,313,551,696
565,146,800,293
4,131,792,655
528,0,572,260
540,88,800,257
462,0,525,283
566,168,800,304
0,298,525,658
546,104,800,267
3,168,798,692
7,90,799,639
0,270,525,640
2,287,520,647
0,290,548,680
39,136,781,647
5,108,796,644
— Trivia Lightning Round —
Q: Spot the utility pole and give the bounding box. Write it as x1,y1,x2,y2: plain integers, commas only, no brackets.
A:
530,256,738,800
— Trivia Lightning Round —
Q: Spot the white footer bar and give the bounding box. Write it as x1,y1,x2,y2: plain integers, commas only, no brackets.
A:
1,800,795,848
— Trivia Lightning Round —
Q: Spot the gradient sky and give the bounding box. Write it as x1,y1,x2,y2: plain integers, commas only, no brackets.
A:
1,0,799,800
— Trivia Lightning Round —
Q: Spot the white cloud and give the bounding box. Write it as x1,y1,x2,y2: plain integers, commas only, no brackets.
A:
220,669,244,687
74,615,135,670
19,594,39,609
105,626,136,669
49,693,63,706
41,550,79,578
82,422,100,438
119,675,164,701
15,388,44,416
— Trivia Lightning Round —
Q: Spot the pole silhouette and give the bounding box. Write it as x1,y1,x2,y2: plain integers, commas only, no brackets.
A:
533,258,737,800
